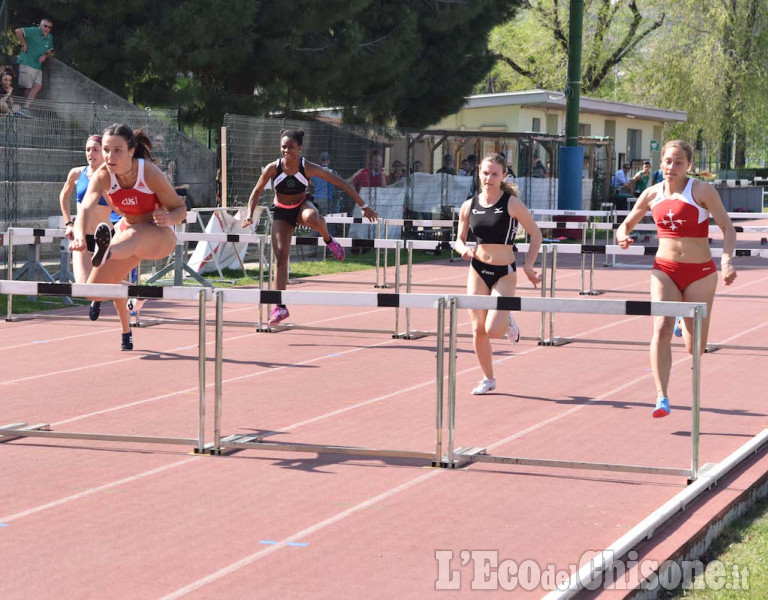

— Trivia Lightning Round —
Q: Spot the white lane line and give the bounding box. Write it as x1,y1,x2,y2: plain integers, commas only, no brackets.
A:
156,469,443,600
0,327,121,352
0,457,197,524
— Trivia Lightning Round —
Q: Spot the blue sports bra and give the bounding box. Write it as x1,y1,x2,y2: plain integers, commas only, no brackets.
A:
76,166,120,223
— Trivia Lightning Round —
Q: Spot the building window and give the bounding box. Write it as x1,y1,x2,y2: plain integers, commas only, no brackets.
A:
627,129,642,161
532,118,541,132
578,123,591,137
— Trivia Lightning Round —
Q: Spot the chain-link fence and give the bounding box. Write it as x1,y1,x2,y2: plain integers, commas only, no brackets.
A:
1,99,178,278
223,115,612,228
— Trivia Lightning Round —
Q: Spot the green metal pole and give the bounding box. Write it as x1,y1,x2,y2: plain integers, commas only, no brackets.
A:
564,0,584,148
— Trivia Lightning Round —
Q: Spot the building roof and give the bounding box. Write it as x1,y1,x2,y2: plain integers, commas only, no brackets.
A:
463,90,687,123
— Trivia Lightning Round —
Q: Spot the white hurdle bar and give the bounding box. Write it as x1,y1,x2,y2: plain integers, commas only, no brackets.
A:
444,294,707,481
0,281,210,452
209,288,449,463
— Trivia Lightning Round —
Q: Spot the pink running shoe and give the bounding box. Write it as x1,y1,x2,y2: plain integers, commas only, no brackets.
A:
268,305,290,325
326,237,345,261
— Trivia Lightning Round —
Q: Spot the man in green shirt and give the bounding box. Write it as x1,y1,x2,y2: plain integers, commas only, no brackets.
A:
631,161,652,196
14,18,54,116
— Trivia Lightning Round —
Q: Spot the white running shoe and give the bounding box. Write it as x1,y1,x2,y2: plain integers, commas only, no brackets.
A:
507,313,520,344
471,377,496,395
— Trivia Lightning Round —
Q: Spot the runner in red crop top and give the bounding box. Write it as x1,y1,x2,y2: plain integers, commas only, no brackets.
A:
72,124,186,350
616,140,736,419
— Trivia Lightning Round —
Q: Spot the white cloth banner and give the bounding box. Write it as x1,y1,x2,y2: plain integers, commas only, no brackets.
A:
188,208,253,274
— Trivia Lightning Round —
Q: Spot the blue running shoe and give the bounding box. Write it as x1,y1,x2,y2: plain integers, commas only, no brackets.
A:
673,317,683,337
652,396,670,418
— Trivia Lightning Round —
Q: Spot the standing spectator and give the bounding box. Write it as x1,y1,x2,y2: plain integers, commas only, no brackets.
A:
387,159,405,185
350,151,387,191
465,154,479,197
0,68,21,116
14,18,54,116
310,151,340,214
436,153,456,175
531,158,547,178
652,166,664,185
412,160,423,173
459,159,471,176
631,161,652,196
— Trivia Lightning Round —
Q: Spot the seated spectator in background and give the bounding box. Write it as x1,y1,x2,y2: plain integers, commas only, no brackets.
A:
310,151,340,214
459,159,471,176
412,160,423,173
14,18,53,116
388,159,405,185
350,151,387,191
631,161,652,196
0,69,20,116
531,158,547,178
613,163,632,192
436,153,456,175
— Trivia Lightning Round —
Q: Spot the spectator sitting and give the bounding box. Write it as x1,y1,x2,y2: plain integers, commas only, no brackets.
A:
531,159,547,178
350,151,387,191
0,69,20,116
613,163,632,193
387,159,405,185
14,18,53,116
436,153,456,175
412,160,423,173
310,151,340,214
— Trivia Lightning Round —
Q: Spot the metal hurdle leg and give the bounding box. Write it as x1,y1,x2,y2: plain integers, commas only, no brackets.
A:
6,228,14,321
444,297,460,467
690,304,703,482
258,236,266,331
392,241,401,337
538,246,548,344
433,297,446,466
375,220,382,287
212,289,225,454
196,288,207,453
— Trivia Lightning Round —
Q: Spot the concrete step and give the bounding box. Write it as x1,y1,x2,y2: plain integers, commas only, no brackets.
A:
0,181,64,222
1,108,91,151
0,147,83,182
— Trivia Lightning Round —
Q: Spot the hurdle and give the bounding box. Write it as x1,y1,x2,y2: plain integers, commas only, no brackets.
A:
208,288,449,464
540,242,768,351
0,281,210,452
442,294,707,481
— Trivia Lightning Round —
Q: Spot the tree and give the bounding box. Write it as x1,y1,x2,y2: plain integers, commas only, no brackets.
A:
488,0,664,94
14,0,522,129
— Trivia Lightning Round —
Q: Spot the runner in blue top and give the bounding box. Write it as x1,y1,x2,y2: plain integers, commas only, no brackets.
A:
59,135,120,320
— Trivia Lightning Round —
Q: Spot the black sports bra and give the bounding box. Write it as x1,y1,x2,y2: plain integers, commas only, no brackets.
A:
273,158,309,195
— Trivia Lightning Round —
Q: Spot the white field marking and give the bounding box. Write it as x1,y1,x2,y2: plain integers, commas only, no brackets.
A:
0,457,197,524
155,469,443,600
0,327,120,352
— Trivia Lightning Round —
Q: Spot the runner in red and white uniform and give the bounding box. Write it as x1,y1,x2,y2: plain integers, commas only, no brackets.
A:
617,140,736,418
72,124,186,350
